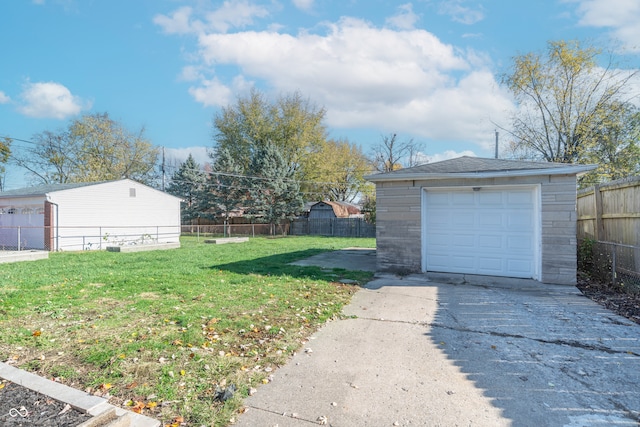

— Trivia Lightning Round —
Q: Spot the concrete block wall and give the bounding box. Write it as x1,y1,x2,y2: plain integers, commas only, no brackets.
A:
374,174,579,285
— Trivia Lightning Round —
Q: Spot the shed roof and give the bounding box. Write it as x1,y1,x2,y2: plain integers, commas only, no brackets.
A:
0,181,107,198
0,179,182,201
311,201,360,217
365,156,596,182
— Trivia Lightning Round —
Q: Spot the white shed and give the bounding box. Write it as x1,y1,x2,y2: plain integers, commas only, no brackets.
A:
0,179,181,251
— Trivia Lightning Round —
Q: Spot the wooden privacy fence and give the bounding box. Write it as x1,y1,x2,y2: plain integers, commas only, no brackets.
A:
577,176,640,245
577,176,640,292
290,218,375,238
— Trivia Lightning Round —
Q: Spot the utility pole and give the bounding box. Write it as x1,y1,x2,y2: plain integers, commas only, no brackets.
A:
494,130,499,159
161,146,166,191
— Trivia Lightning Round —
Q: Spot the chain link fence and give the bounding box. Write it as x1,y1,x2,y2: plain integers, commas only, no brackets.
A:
0,226,181,252
578,239,640,294
181,223,290,239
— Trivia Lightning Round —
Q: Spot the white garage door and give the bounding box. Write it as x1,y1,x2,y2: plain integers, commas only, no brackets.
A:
423,186,539,279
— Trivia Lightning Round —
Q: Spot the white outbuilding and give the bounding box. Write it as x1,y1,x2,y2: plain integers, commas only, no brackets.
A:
0,179,181,251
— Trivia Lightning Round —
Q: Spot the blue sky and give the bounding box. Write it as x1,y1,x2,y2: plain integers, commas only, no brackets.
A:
1,0,639,189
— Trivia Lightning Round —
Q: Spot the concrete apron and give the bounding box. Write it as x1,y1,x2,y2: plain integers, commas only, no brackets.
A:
236,274,640,427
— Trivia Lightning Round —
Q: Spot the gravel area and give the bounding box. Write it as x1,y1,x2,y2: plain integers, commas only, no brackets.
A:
0,381,92,426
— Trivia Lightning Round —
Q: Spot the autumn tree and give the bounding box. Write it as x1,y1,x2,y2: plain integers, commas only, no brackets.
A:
306,138,371,202
370,133,424,172
212,89,327,181
502,40,638,170
245,142,303,233
0,137,11,191
14,113,159,185
166,154,207,222
580,103,640,184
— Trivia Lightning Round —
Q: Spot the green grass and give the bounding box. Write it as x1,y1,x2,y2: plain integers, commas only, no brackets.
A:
0,236,375,426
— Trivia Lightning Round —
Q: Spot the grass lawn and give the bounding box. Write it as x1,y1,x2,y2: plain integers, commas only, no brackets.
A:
0,236,375,426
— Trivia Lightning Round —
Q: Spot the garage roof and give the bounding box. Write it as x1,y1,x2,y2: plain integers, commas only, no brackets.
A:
365,156,597,182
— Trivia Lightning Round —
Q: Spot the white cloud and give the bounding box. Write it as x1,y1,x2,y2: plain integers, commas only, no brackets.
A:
438,0,484,25
0,91,10,104
183,16,511,147
18,81,90,119
165,146,211,167
154,1,269,35
386,3,420,30
569,0,640,52
292,0,315,12
424,149,478,163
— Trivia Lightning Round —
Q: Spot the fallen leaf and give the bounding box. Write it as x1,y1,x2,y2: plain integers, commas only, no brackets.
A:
32,330,42,337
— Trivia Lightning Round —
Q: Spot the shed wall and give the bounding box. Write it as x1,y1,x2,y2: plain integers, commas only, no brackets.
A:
375,174,578,284
48,180,181,251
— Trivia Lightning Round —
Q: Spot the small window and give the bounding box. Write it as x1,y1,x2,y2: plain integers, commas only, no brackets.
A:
129,188,136,197
21,208,33,214
7,208,16,214
36,207,45,214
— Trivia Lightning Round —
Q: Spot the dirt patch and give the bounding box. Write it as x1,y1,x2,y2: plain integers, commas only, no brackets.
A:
577,274,640,324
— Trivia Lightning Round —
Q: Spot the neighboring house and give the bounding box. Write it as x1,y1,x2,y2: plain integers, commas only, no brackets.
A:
0,179,181,251
365,156,596,285
308,201,362,219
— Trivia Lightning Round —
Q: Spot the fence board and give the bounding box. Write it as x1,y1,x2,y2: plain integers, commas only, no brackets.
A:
290,218,375,238
577,176,640,246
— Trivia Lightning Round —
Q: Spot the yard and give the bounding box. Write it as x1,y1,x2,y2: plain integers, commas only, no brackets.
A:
0,236,375,426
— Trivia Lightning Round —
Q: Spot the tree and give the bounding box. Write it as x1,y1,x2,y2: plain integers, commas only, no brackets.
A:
370,133,424,172
14,113,159,185
305,138,371,202
166,154,207,223
245,142,303,233
201,146,247,221
580,103,640,185
0,137,11,191
502,40,638,167
212,89,327,181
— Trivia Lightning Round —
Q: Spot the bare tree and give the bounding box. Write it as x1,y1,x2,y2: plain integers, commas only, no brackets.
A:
370,133,424,172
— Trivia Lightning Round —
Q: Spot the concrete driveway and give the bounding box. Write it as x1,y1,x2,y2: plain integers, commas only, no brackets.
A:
235,257,640,426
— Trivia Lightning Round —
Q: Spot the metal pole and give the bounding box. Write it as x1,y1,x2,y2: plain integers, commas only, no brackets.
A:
495,130,499,159
17,227,21,251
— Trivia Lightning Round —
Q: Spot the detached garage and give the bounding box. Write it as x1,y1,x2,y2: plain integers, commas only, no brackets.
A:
366,157,595,285
0,179,181,251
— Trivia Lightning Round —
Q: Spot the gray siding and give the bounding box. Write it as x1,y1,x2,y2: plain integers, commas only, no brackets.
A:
375,174,578,285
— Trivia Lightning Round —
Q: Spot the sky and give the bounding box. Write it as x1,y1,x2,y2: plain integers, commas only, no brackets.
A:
1,0,639,190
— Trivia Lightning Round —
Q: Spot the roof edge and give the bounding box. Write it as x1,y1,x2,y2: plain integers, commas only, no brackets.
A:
365,164,598,182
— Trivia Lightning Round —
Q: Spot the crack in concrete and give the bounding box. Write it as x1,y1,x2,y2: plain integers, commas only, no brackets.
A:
354,316,640,357
244,404,325,425
429,321,640,357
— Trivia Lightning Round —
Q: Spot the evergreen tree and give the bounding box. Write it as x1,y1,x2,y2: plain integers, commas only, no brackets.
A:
201,146,246,221
166,154,206,223
246,142,303,234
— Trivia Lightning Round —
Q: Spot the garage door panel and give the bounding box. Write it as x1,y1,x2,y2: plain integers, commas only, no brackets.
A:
451,255,475,269
424,186,538,279
451,212,474,227
452,234,475,247
452,192,475,206
478,192,503,205
478,234,502,249
507,235,532,251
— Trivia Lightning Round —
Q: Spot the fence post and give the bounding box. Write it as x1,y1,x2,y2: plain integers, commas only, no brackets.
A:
99,227,102,250
594,184,604,241
612,244,617,286
17,227,21,251
252,224,255,238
